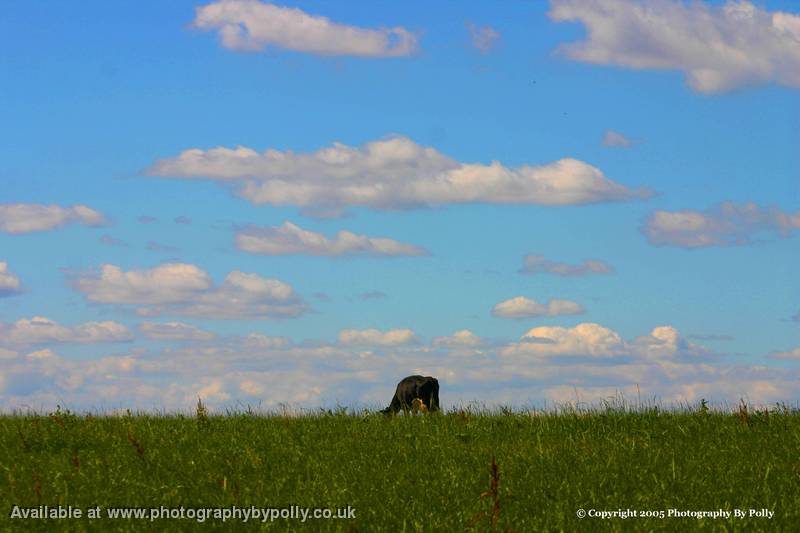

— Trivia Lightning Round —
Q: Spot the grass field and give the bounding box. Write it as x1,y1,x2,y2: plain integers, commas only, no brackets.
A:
2,401,799,531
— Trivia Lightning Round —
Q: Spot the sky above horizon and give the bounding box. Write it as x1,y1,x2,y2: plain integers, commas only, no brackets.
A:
1,0,798,412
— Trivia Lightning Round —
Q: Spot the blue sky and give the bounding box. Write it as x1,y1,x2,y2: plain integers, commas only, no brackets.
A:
1,0,798,411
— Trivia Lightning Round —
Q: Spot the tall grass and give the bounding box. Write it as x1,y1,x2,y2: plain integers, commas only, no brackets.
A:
2,400,799,531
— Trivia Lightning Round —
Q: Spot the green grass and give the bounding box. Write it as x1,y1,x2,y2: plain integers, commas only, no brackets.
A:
2,402,800,531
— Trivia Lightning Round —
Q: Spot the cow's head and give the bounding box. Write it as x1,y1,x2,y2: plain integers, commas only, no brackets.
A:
411,398,427,413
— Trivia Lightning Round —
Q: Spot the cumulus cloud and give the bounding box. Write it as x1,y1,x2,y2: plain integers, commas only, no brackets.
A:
139,322,215,341
504,322,703,359
513,323,624,356
549,0,800,93
0,316,133,347
26,349,58,360
236,222,429,257
0,204,106,234
467,22,500,53
338,328,417,347
642,202,800,248
493,296,585,319
602,130,634,147
432,330,482,348
72,263,305,319
193,0,419,57
0,262,22,297
147,136,651,213
520,255,614,276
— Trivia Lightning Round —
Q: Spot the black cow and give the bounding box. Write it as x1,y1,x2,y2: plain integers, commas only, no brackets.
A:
381,375,440,414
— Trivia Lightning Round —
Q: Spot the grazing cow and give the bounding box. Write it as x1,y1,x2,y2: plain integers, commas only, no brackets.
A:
381,375,439,414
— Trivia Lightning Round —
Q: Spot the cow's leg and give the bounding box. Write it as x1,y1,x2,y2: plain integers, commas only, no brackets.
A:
400,397,411,414
430,382,440,411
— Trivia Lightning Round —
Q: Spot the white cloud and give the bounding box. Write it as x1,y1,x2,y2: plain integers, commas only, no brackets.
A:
240,379,265,396
508,323,624,356
196,379,231,402
338,328,417,347
0,204,106,234
432,329,482,348
0,262,22,297
629,326,693,357
139,322,215,341
73,263,306,319
769,347,800,360
193,0,419,57
147,136,652,212
602,130,634,147
503,322,703,359
493,296,585,319
1,322,796,412
520,255,613,276
543,376,794,407
549,0,800,93
236,222,429,256
75,263,212,305
467,22,500,53
430,330,487,356
0,316,133,347
26,348,58,360
642,202,800,248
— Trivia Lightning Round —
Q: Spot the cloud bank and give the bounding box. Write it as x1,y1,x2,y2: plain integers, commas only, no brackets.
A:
0,316,133,347
504,323,701,359
3,321,792,413
72,263,306,319
642,202,800,248
147,136,652,212
549,0,800,93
